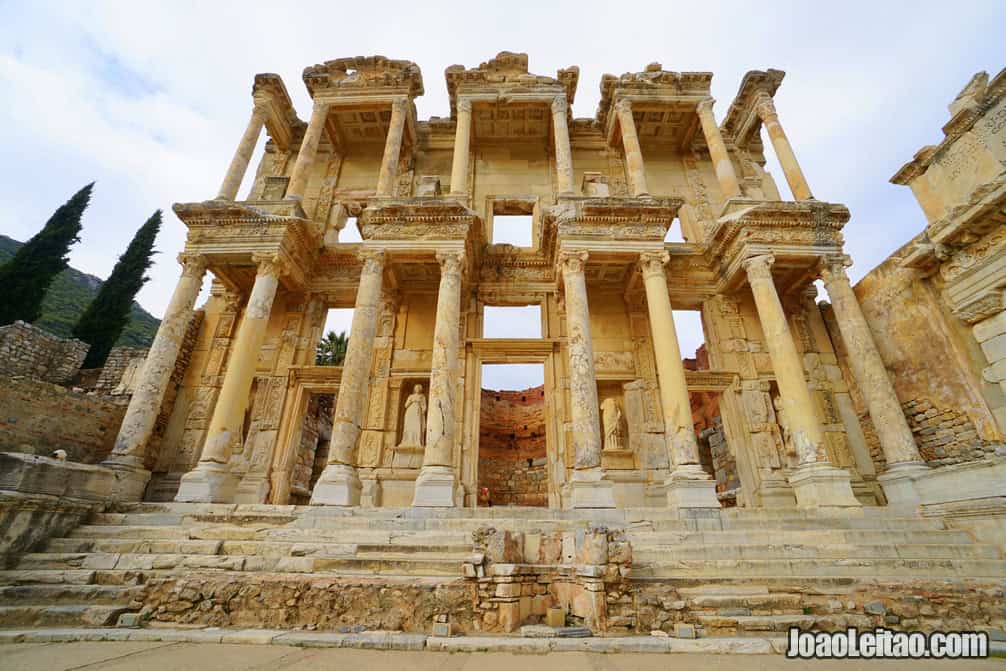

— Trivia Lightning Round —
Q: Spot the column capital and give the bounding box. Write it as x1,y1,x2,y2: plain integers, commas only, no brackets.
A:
435,249,465,275
551,95,568,115
311,98,330,115
558,249,589,275
358,248,386,274
753,91,778,121
251,252,290,278
696,97,716,115
639,250,670,279
177,253,208,278
819,254,853,284
390,97,409,115
743,254,776,281
250,95,272,117
456,97,473,114
614,98,632,116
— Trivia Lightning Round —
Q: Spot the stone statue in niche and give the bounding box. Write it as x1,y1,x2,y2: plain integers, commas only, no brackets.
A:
601,397,625,452
772,394,798,466
398,384,427,448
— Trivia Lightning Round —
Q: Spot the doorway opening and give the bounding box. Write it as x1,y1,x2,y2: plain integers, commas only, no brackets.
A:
289,392,334,505
478,363,547,507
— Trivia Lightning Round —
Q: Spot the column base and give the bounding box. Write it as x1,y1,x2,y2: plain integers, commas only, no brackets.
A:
788,462,861,508
310,464,361,506
756,475,798,508
411,465,456,507
877,460,931,507
233,474,270,504
174,462,238,503
570,468,617,509
665,466,720,509
100,456,151,502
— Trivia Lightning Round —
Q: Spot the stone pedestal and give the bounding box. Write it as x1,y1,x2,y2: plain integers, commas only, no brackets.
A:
877,461,932,506
789,462,861,508
105,456,153,502
412,465,456,507
569,468,616,509
173,462,238,503
665,465,721,509
310,463,362,506
233,475,270,504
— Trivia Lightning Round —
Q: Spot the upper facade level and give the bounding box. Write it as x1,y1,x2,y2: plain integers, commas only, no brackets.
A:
176,53,850,307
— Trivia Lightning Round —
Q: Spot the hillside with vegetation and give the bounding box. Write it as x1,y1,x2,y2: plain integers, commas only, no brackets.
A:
0,234,160,347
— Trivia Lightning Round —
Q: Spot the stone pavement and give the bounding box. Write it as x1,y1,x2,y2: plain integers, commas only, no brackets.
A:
3,641,1006,670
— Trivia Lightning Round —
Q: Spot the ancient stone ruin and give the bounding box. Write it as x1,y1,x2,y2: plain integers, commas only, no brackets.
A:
0,55,1003,642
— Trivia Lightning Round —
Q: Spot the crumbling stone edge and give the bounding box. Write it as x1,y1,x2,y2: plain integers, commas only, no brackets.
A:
0,627,793,654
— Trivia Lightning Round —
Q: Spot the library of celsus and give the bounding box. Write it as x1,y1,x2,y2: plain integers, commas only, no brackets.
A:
0,55,1003,641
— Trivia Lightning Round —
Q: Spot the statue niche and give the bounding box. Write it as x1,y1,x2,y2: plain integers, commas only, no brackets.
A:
601,397,625,452
398,384,427,449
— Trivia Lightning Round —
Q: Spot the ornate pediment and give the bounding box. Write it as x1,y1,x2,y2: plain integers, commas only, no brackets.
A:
720,69,785,146
359,198,481,244
444,51,577,118
597,64,712,126
251,74,303,150
549,196,684,245
302,56,424,98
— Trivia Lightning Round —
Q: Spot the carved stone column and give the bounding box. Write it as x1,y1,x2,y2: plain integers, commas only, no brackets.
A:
413,250,465,507
820,256,928,502
695,99,741,201
639,251,719,508
559,250,616,508
754,93,813,201
449,98,472,197
176,253,287,502
744,254,859,507
310,249,386,505
615,100,650,197
285,100,329,201
217,102,269,201
102,253,207,500
376,98,408,197
552,96,575,195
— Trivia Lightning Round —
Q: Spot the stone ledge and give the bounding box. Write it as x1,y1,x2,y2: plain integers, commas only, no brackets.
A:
0,627,786,654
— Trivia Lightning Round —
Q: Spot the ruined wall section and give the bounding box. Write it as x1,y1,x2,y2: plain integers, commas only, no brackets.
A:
0,321,89,385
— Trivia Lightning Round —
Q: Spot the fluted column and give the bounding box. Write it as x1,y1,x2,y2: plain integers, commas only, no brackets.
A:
413,250,465,507
376,98,408,197
696,99,741,200
744,254,859,507
552,96,575,195
103,253,207,500
285,100,329,201
640,252,720,508
449,98,472,196
615,100,649,197
310,249,386,505
176,253,287,502
820,256,928,500
559,250,616,508
217,102,269,200
754,93,813,201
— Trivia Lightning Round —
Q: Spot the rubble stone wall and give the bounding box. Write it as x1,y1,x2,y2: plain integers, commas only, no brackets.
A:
0,321,89,385
0,376,126,462
94,346,149,395
478,387,547,506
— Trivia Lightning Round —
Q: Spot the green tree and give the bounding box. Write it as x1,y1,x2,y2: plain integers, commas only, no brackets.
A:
316,330,349,366
0,183,93,326
73,210,162,368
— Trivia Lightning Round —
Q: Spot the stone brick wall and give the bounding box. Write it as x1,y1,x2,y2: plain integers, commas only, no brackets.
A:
0,376,126,463
703,417,738,506
291,394,333,504
0,321,89,385
902,398,1002,467
94,346,148,395
478,386,547,506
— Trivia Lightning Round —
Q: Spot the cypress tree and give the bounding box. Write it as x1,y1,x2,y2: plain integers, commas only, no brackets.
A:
0,183,93,326
73,210,162,368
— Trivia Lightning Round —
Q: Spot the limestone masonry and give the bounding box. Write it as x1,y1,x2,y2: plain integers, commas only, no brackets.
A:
0,55,1004,641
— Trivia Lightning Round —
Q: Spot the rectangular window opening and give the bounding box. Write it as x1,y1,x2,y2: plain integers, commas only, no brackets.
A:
483,305,542,339
492,214,533,247
339,216,363,243
317,308,354,366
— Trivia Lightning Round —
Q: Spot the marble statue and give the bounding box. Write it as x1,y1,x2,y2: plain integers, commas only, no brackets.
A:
398,384,427,448
601,397,624,452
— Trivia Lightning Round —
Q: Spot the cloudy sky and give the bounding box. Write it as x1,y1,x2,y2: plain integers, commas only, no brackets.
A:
1,1,1002,389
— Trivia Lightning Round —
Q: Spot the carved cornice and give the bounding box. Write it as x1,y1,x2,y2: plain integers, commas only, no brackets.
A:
359,198,481,243
720,69,785,147
548,196,684,248
707,199,849,263
302,55,424,98
952,288,1006,325
252,73,304,151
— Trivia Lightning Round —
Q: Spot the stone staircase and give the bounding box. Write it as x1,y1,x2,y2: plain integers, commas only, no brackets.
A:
0,503,1003,635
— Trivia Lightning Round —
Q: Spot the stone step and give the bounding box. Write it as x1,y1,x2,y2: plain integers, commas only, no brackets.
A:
696,613,818,633
14,552,463,577
0,604,131,627
629,529,975,546
0,584,142,606
0,570,99,586
46,538,224,555
66,524,472,546
651,517,947,532
685,592,804,611
633,543,1001,560
634,557,1006,578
